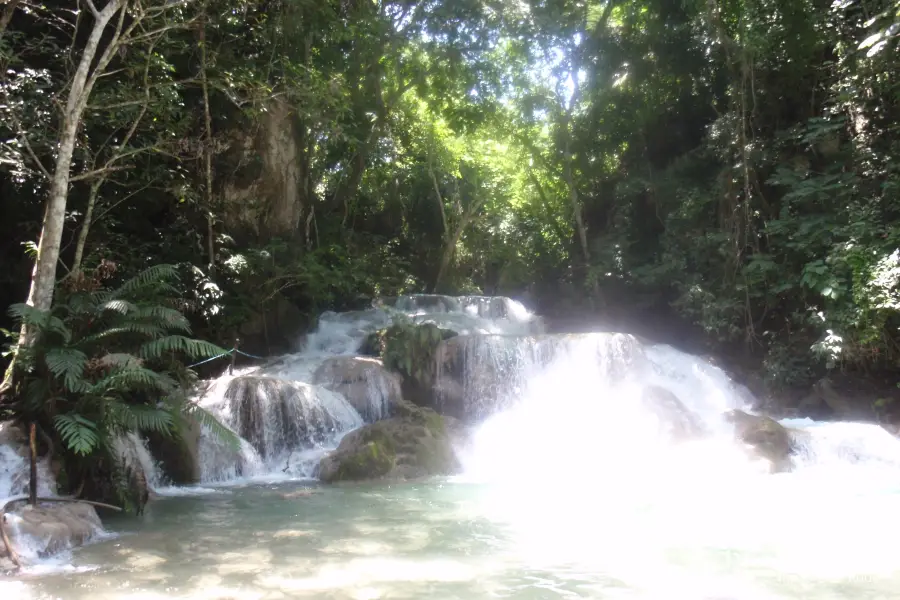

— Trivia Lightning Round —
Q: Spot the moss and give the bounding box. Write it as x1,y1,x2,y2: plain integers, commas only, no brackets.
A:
423,411,446,438
332,437,396,481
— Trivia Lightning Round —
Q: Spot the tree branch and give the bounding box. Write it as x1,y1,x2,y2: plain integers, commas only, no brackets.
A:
84,0,101,19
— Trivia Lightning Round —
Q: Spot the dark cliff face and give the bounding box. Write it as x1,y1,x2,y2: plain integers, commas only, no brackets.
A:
221,100,306,244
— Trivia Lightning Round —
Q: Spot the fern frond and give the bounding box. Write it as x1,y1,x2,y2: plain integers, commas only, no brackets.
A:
129,403,176,434
113,264,180,297
104,400,175,435
54,414,100,456
102,299,138,314
130,305,191,332
98,353,143,369
45,347,89,392
95,366,178,394
185,404,241,450
79,323,166,344
139,336,228,361
8,304,71,342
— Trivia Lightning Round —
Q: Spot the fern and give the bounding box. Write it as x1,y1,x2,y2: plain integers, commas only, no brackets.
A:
54,414,100,456
9,262,236,486
186,404,241,450
102,299,138,314
105,400,175,435
139,336,228,361
8,304,71,343
112,264,180,297
79,323,167,344
98,353,143,369
132,306,191,332
95,366,178,394
44,347,89,392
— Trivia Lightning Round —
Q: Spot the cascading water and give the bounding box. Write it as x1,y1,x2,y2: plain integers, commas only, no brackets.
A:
0,424,56,503
445,329,900,483
194,294,541,484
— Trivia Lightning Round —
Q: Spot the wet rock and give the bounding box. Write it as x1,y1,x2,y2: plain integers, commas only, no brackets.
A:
724,409,794,473
313,357,402,422
147,416,202,485
640,385,706,441
799,377,861,419
318,403,466,483
2,502,103,561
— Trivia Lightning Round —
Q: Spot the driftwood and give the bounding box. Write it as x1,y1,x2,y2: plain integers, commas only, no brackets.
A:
0,495,122,570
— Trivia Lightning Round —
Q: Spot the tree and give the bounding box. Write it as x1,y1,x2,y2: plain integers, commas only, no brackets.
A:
3,0,191,392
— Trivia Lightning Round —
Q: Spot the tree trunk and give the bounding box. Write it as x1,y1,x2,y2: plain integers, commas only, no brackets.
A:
2,0,125,392
199,0,216,276
72,180,102,275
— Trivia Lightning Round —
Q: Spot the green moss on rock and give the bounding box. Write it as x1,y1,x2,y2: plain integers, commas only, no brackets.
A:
318,404,467,483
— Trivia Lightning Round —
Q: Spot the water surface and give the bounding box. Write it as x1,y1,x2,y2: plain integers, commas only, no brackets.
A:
10,474,900,600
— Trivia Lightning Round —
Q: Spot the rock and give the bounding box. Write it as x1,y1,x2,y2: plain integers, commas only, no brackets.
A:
147,416,202,484
799,377,860,419
313,357,402,422
3,502,103,560
238,293,307,356
724,409,794,473
381,323,459,409
318,403,466,483
640,385,706,441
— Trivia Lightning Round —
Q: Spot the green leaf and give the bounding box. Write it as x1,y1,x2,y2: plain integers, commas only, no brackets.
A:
44,347,89,393
139,336,227,361
54,414,100,456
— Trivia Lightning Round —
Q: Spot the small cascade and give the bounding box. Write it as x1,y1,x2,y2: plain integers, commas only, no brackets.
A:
196,375,363,480
0,424,56,503
111,433,165,491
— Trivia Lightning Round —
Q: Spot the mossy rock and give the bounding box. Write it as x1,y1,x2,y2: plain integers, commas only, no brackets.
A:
724,409,794,473
318,404,466,483
359,330,386,357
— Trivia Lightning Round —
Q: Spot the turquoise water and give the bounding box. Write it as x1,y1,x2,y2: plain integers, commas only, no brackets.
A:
8,475,900,600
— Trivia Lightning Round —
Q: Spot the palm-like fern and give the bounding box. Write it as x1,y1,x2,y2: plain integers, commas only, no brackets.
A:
7,263,231,461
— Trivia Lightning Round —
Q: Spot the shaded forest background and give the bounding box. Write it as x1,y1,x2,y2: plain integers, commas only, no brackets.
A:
1,0,898,415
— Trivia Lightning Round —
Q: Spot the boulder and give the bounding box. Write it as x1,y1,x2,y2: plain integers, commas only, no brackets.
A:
313,357,402,422
147,418,202,485
318,403,467,483
2,502,103,565
724,409,794,473
640,385,706,441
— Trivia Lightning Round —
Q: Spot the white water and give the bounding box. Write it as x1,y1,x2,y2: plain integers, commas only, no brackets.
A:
193,294,541,484
0,424,56,504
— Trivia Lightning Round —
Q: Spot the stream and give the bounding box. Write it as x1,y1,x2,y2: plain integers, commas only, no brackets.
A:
4,294,900,599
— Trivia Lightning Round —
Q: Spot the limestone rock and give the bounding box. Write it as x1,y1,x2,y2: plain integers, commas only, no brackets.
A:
724,409,794,473
313,357,402,422
318,403,466,483
147,416,202,485
640,385,706,441
3,502,103,561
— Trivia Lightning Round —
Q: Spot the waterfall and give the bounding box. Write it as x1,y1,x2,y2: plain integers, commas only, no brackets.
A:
111,433,165,491
446,332,900,484
0,423,56,503
192,294,541,484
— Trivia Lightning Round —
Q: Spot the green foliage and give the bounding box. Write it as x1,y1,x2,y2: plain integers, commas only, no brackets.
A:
382,318,457,386
5,262,229,485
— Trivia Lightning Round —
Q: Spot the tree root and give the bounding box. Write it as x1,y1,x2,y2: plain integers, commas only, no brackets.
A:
0,495,122,571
